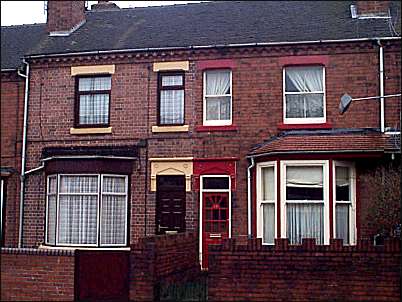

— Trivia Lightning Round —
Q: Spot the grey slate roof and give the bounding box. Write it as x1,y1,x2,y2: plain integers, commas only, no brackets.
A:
2,1,401,70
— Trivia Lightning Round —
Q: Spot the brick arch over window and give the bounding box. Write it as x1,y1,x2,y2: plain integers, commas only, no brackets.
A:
193,158,237,191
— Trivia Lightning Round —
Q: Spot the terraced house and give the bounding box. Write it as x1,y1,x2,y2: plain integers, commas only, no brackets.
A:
1,1,401,301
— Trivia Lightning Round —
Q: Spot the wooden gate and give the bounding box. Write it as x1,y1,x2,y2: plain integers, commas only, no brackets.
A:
75,250,129,301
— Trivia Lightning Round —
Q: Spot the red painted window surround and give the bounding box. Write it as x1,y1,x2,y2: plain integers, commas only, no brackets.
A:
193,158,238,191
277,122,333,130
279,55,330,66
196,59,237,70
196,125,238,132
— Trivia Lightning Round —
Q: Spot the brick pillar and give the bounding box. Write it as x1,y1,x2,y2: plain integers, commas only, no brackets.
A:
356,1,390,15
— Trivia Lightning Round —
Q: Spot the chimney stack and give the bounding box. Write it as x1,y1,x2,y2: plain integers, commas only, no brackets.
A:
46,1,86,34
356,1,390,16
91,1,120,11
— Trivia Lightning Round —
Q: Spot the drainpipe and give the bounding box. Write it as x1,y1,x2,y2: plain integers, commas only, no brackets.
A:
377,40,385,133
247,157,255,239
17,59,30,248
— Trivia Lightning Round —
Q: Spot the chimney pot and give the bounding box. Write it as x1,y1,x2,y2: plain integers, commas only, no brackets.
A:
91,1,120,11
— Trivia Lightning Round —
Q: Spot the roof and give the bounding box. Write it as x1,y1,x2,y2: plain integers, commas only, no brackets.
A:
1,24,46,70
1,1,401,69
249,129,401,157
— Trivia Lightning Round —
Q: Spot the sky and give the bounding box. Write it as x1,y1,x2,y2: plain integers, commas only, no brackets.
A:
1,1,202,26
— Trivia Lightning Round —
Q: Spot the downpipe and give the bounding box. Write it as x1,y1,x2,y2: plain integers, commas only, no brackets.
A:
377,39,385,133
17,59,30,248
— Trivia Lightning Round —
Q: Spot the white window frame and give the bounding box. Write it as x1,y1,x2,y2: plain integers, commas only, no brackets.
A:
199,175,231,266
283,66,326,124
280,160,330,245
45,173,128,247
203,69,232,126
256,162,277,245
333,161,356,245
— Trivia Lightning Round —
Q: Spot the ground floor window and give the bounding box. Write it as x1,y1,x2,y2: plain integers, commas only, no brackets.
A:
46,174,128,247
257,160,355,245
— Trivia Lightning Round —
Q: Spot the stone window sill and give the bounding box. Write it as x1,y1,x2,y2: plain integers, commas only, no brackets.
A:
152,125,189,133
70,127,112,135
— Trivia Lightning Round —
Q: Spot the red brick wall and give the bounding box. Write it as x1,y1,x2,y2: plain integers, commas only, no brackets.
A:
0,248,75,301
357,1,390,15
21,40,401,248
129,232,200,301
208,238,401,301
1,71,24,247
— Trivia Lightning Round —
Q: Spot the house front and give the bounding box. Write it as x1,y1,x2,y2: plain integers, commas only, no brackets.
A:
1,1,401,300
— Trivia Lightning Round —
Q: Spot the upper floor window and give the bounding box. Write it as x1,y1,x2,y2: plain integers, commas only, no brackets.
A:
76,76,111,127
283,66,325,124
203,69,232,126
158,72,185,125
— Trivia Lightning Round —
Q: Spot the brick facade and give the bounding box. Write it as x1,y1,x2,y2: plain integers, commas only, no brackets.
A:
1,71,24,247
208,238,401,301
20,40,401,248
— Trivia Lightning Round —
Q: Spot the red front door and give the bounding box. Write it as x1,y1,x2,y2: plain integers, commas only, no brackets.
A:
202,192,229,269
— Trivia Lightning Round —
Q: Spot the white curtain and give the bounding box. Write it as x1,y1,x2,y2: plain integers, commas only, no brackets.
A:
287,203,324,244
285,94,324,118
160,90,184,124
263,203,275,244
336,204,349,244
286,166,323,188
101,176,126,245
205,70,230,95
79,94,109,125
336,166,350,187
58,176,98,245
79,77,111,91
162,75,183,86
47,196,57,244
285,67,323,92
262,167,275,201
206,96,230,121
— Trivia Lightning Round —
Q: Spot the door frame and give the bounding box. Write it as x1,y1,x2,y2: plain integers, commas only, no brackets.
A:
199,175,231,268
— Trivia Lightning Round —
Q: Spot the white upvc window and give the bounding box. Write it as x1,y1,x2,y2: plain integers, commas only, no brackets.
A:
203,69,232,126
256,162,277,245
283,66,326,124
281,160,330,245
333,161,356,245
45,174,128,247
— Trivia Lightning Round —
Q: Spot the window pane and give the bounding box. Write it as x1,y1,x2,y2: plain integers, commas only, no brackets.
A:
287,203,323,244
203,177,229,190
205,70,230,95
161,75,183,86
262,167,275,201
286,166,323,200
285,66,323,92
47,195,56,244
103,176,126,193
79,94,109,125
160,90,184,124
262,203,275,244
58,195,98,245
285,94,324,118
205,96,231,121
60,176,98,193
79,77,111,91
336,204,350,244
100,195,126,245
336,166,350,201
48,176,57,194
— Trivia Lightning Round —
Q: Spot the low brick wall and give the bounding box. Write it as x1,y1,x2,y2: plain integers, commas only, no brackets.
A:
129,232,200,301
208,238,401,302
0,248,75,301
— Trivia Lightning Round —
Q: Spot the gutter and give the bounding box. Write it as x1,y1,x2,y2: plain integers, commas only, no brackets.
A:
246,149,386,159
17,59,29,248
247,157,255,239
24,37,401,60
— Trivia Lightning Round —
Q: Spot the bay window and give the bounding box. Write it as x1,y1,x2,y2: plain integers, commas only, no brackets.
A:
334,162,356,245
283,66,325,124
203,69,232,125
46,174,128,247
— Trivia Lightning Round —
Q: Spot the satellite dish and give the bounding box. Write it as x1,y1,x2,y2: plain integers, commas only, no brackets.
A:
339,93,353,114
